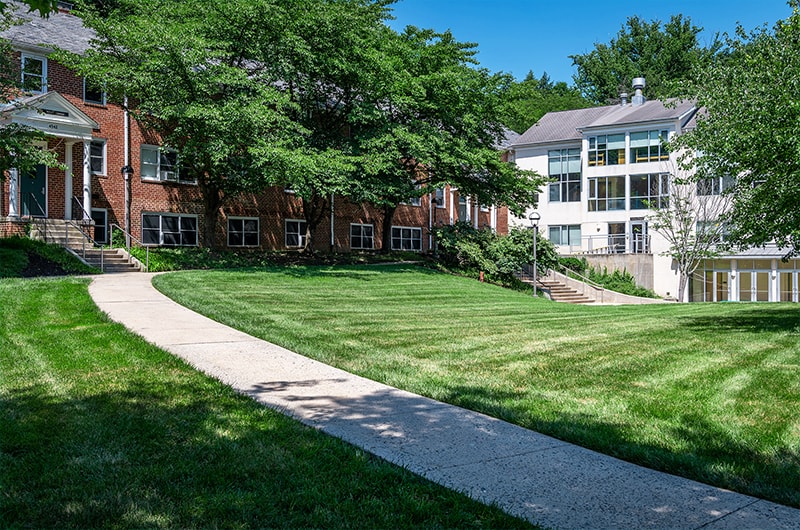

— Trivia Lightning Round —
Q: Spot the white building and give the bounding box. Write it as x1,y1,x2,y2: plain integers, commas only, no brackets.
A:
509,79,799,302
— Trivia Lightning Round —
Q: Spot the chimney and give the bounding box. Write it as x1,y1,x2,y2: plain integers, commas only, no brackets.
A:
620,92,629,106
632,77,646,106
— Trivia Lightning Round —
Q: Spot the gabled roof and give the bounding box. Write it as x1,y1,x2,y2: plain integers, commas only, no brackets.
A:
3,91,99,139
2,2,94,54
512,98,698,148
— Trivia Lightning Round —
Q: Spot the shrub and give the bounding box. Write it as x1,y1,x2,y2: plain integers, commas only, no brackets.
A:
0,236,98,276
432,223,558,288
587,266,660,298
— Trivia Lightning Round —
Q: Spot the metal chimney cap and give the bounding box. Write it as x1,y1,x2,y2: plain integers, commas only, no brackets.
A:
632,77,646,89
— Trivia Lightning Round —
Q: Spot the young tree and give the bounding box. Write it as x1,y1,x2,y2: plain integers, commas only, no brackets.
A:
352,27,543,252
570,14,722,104
57,0,314,246
648,168,731,302
671,2,800,255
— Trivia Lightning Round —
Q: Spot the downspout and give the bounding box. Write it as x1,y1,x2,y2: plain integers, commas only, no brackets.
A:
123,96,131,251
330,193,335,251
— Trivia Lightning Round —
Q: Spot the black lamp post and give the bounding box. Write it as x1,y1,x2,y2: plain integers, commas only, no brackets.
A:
121,165,133,252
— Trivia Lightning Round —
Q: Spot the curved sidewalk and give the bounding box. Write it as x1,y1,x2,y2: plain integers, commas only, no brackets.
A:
88,273,800,530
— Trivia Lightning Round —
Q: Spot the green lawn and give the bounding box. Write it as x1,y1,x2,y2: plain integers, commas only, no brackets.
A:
154,265,800,508
0,277,533,529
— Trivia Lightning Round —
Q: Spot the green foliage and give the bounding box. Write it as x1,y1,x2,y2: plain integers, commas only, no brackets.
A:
671,2,800,255
433,222,557,287
501,71,594,134
0,236,98,276
586,266,660,298
558,256,588,274
570,14,723,104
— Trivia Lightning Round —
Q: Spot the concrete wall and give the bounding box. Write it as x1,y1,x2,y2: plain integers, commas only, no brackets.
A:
583,253,654,291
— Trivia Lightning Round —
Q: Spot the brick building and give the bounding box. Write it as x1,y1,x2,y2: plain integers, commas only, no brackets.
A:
1,4,509,252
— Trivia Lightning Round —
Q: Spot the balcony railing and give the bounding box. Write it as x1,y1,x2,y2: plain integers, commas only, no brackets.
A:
561,234,651,255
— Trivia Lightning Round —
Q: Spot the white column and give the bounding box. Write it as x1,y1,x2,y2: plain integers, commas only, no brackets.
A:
82,139,91,221
730,259,738,302
448,189,454,224
772,259,779,302
64,142,73,220
490,205,497,231
8,168,19,217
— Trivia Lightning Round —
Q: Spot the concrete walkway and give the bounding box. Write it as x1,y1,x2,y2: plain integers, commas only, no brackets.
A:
88,273,800,530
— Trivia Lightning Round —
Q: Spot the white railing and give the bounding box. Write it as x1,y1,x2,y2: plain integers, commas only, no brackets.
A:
565,234,651,255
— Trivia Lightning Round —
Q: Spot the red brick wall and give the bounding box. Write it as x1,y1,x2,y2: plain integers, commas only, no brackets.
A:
4,52,512,251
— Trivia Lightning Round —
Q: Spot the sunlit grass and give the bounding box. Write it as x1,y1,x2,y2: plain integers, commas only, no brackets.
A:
0,277,533,529
155,265,800,508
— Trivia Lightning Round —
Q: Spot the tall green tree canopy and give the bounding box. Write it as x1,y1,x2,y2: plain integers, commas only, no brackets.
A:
501,71,593,134
350,26,543,250
59,0,321,246
671,2,800,255
570,14,722,104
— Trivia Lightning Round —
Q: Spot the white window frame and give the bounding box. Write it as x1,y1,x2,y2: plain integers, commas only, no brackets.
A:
89,139,106,176
141,212,198,246
630,173,670,210
21,53,46,94
391,226,422,251
434,188,446,208
83,78,106,105
285,219,307,248
140,144,193,184
630,129,670,163
548,148,581,202
548,224,581,246
227,217,260,247
588,176,626,211
350,223,374,250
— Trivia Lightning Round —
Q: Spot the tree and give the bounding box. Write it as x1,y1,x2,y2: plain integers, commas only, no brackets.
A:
570,14,722,104
351,27,544,252
647,166,732,302
670,2,800,256
58,0,314,246
501,71,593,134
1,0,62,180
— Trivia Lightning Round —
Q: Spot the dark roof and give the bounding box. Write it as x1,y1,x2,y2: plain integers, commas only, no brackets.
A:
1,2,94,54
512,98,698,147
495,128,520,150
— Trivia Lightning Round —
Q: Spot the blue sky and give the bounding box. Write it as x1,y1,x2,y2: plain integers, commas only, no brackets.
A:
386,0,793,84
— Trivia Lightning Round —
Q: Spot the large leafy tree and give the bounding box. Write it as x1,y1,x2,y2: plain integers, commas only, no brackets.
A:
501,71,593,134
352,27,543,252
671,2,800,255
1,0,62,180
571,14,722,104
57,0,313,246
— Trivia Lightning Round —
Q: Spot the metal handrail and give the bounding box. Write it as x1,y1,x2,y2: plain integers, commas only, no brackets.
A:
65,218,103,272
555,264,605,291
109,223,148,272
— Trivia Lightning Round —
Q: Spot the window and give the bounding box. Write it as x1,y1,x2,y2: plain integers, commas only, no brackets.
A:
228,217,259,247
588,134,625,166
142,213,197,246
89,140,106,175
21,54,46,93
434,188,446,208
630,173,669,209
548,148,581,202
630,130,669,163
285,219,307,248
391,226,422,251
548,225,581,246
588,176,625,211
697,220,730,242
697,175,735,196
350,223,374,250
83,78,105,105
141,145,192,183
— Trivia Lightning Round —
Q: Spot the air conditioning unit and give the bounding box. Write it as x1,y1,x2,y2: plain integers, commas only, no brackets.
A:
161,171,178,181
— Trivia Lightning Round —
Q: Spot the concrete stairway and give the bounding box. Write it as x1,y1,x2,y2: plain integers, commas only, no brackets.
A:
537,277,595,304
29,219,141,273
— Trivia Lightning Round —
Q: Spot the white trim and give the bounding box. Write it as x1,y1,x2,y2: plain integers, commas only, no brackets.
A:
350,223,374,250
141,211,199,246
64,142,73,219
82,78,106,105
89,138,107,176
82,139,91,221
20,53,47,94
390,225,422,252
284,218,307,248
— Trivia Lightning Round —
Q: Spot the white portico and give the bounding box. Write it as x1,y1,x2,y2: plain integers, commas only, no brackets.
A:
2,91,99,221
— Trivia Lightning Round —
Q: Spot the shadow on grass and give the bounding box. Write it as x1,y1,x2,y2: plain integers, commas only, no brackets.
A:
677,306,800,333
0,379,529,529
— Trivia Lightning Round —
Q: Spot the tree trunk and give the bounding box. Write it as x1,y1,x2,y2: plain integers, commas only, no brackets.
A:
301,194,329,252
677,272,688,303
380,204,397,253
200,183,224,248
